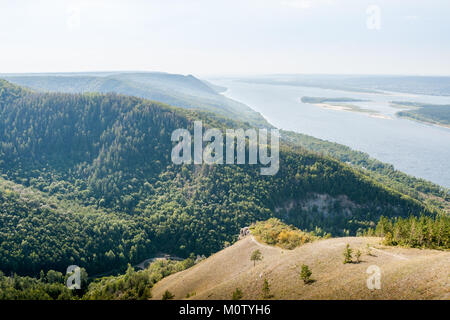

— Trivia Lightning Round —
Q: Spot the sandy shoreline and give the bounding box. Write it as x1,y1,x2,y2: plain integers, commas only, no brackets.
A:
315,103,353,111
369,113,392,120
311,102,392,120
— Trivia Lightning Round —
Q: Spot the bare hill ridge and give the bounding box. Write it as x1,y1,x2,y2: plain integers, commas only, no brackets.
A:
151,236,449,300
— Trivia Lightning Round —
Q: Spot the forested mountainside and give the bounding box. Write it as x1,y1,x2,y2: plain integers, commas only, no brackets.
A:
0,80,440,277
2,72,268,128
3,73,447,211
280,130,449,211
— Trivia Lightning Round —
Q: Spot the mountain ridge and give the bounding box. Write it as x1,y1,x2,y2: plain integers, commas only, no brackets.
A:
1,72,269,128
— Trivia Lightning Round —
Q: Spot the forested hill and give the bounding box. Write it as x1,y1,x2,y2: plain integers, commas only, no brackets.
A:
1,72,269,128
0,80,438,276
4,73,448,208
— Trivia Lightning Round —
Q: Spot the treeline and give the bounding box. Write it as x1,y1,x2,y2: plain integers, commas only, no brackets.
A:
84,258,194,300
366,215,449,249
0,268,87,300
0,257,193,300
397,106,450,126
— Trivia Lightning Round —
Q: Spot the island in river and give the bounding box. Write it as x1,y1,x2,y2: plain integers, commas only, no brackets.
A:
391,101,450,128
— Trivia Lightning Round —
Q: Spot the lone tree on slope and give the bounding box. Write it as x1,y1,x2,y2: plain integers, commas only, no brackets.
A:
250,249,263,266
343,244,353,264
300,264,313,284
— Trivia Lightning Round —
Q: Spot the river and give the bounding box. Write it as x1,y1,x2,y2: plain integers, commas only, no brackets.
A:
211,79,450,188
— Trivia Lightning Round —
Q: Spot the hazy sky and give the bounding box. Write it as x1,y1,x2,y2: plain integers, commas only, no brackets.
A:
1,0,449,76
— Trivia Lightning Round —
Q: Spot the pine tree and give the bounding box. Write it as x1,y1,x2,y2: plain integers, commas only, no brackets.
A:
300,264,312,284
343,244,353,264
262,278,271,299
384,231,394,245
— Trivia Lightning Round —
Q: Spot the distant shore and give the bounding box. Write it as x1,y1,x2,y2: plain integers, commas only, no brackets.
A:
396,113,450,129
391,101,450,129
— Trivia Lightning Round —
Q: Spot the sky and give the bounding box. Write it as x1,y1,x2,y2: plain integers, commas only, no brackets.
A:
1,0,449,76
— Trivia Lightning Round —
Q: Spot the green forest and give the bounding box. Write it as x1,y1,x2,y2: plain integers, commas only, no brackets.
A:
0,258,193,300
0,79,447,298
368,215,449,249
2,214,447,300
6,74,448,208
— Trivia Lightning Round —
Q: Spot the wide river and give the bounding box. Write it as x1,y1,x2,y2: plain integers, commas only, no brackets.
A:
212,79,450,188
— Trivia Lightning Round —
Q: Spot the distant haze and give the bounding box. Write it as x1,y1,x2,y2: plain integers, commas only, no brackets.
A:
1,0,450,76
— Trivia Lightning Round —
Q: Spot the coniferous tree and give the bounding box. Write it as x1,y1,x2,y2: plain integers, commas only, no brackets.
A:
261,278,271,299
343,244,353,264
300,264,312,284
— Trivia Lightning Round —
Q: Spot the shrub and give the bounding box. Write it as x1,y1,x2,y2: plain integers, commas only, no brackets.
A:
261,278,272,299
300,264,312,284
250,218,317,249
343,244,353,264
162,290,174,300
232,288,243,300
355,250,362,263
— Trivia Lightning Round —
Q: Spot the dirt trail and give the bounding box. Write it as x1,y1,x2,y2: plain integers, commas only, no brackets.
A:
249,235,280,250
370,247,409,260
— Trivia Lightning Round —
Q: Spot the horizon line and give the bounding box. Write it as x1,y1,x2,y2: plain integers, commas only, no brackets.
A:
1,70,450,78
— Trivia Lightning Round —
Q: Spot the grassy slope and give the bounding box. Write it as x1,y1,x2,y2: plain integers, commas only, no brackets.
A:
151,236,449,300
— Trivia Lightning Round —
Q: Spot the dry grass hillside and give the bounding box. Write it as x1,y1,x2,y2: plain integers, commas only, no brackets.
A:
151,236,449,300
